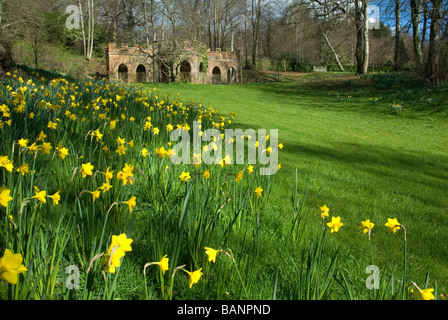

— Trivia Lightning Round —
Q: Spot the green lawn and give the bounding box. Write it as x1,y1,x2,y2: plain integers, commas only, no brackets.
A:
148,72,448,295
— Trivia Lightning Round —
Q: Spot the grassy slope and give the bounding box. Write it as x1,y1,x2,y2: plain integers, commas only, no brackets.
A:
148,72,448,295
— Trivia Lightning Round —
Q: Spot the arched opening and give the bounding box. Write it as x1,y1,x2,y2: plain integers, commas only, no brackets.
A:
160,63,170,82
118,64,128,82
136,64,146,82
212,66,221,84
227,67,236,84
179,60,191,82
199,62,204,73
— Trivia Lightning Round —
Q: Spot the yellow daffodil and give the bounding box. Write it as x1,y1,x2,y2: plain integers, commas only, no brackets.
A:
412,282,435,300
58,147,69,159
16,163,29,175
32,186,47,204
37,131,47,141
0,187,13,208
254,186,263,198
141,148,149,157
179,172,191,182
109,233,133,253
125,196,136,213
360,219,375,234
80,162,94,178
155,147,167,158
116,144,127,156
41,142,53,155
157,255,169,274
203,170,210,180
247,165,254,174
28,143,40,154
102,246,125,274
319,205,330,219
116,164,134,186
48,191,60,206
184,268,203,288
0,249,27,285
385,218,401,233
100,182,112,193
18,138,29,148
0,156,13,172
47,121,57,130
103,167,114,182
327,216,343,233
89,189,101,202
235,171,243,183
205,247,219,263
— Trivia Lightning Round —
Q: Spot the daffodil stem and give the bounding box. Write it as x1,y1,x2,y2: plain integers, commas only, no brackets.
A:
402,235,407,300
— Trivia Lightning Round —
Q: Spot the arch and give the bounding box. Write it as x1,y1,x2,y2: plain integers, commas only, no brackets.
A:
160,64,170,82
136,64,146,82
179,60,192,82
199,62,204,73
118,64,128,82
212,66,221,84
227,67,236,84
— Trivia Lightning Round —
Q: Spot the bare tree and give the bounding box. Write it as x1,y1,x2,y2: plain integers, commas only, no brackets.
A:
394,0,401,70
410,0,423,65
427,0,443,82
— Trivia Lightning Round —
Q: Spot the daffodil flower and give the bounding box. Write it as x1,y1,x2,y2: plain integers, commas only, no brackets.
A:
319,205,330,219
385,218,401,233
360,219,375,234
254,186,263,198
412,282,435,300
0,187,13,208
327,216,343,233
48,191,61,206
32,186,47,204
235,171,243,183
0,249,27,285
205,247,220,263
109,234,133,253
125,196,136,213
179,172,191,182
157,255,169,274
184,268,203,288
80,162,94,178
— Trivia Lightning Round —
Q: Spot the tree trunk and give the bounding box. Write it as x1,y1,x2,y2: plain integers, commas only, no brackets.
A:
79,0,87,57
421,0,428,51
410,0,423,65
394,0,401,71
251,0,262,69
362,0,369,74
321,29,345,72
427,0,442,82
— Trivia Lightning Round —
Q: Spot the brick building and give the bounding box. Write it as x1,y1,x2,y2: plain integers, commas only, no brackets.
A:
106,41,243,84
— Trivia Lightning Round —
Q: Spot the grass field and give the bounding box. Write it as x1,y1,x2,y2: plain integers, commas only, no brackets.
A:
151,72,448,296
1,68,447,300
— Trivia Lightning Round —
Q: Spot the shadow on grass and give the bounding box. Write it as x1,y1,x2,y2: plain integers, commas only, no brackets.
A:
283,139,448,204
249,72,447,116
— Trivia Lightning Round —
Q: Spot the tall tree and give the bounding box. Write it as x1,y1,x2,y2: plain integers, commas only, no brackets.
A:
394,0,401,71
427,0,443,82
410,0,423,65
